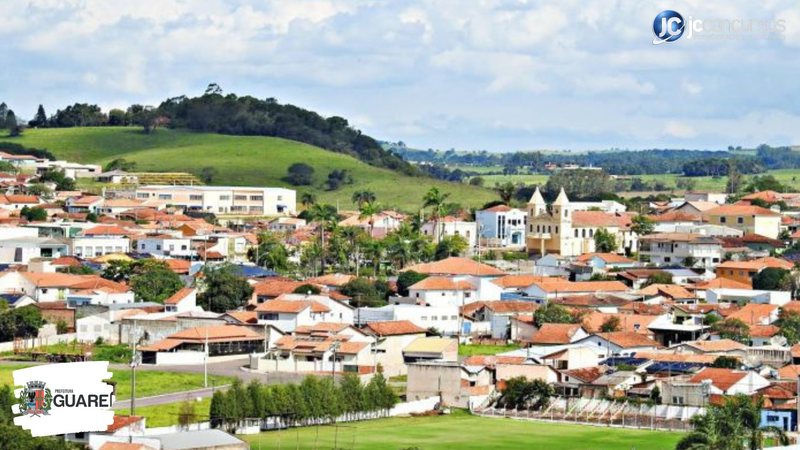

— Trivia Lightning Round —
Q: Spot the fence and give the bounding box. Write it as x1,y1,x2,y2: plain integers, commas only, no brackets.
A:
0,333,77,353
475,397,704,432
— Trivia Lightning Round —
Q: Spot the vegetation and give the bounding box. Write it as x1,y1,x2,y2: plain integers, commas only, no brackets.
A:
209,373,396,432
286,162,315,185
752,268,792,292
396,271,428,296
20,206,48,221
0,127,495,211
124,260,184,303
676,395,786,450
117,397,211,428
458,343,521,357
199,264,254,312
593,228,617,253
711,318,751,344
0,385,81,449
0,305,43,341
533,304,576,327
711,356,740,369
496,377,554,410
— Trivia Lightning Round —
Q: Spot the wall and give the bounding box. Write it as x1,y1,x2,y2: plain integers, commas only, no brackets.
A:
156,351,206,365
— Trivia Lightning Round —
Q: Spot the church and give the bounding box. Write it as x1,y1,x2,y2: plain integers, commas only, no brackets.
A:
525,187,639,257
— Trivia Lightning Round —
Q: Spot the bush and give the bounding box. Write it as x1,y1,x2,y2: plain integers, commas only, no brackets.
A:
286,163,315,186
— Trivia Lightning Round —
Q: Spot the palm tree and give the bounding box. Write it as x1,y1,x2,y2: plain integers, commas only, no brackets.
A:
422,187,450,242
307,203,338,272
358,201,381,237
351,190,376,208
362,239,384,276
300,192,316,208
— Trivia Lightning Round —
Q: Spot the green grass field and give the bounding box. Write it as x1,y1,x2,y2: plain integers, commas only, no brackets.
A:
458,343,521,357
0,363,232,400
0,127,496,211
242,411,683,450
117,397,211,427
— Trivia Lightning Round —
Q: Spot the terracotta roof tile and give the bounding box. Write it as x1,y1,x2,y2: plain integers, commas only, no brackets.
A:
364,320,426,336
164,287,194,305
705,204,780,217
727,303,778,326
684,339,747,352
409,276,475,291
531,323,584,345
403,257,506,276
105,415,143,432
689,367,749,392
595,331,661,349
576,253,635,264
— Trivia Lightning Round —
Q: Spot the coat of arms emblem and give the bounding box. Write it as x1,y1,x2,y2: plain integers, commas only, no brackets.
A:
17,380,52,416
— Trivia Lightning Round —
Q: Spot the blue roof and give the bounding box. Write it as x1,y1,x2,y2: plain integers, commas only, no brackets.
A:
0,293,25,305
645,361,705,374
229,264,278,278
601,357,648,367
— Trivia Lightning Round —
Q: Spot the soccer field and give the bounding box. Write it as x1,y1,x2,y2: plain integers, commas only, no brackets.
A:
242,411,682,450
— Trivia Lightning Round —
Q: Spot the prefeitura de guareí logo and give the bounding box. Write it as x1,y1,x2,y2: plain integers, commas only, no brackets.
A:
17,380,53,417
11,361,116,437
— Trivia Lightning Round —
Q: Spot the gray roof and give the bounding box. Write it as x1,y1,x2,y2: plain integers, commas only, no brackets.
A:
150,429,245,450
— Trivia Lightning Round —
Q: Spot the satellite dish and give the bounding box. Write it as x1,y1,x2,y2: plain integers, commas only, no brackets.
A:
742,354,761,368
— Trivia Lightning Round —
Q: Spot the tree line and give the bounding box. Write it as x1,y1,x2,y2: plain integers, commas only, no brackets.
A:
209,373,397,432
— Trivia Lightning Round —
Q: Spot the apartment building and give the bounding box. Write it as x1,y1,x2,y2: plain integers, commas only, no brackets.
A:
135,185,296,216
639,233,724,268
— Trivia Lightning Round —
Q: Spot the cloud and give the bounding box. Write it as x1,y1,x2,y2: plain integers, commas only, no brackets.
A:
0,0,799,151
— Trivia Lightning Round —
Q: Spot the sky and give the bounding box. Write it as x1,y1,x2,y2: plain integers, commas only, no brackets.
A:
2,0,800,152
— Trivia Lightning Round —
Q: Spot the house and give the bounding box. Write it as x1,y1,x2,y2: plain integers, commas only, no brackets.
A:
364,320,427,376
72,225,131,258
574,331,661,357
256,323,374,375
93,429,248,450
254,300,324,332
407,276,477,308
705,287,790,306
403,256,506,278
639,233,723,269
529,323,588,345
136,233,194,258
526,187,637,257
356,303,461,335
65,414,145,448
268,217,307,233
163,288,197,313
138,325,265,365
522,279,630,301
0,271,132,304
575,253,637,271
33,302,76,331
462,301,539,339
703,204,781,239
685,191,728,205
475,205,528,248
66,196,104,214
402,337,458,363
406,361,493,408
421,216,478,250
0,236,70,264
94,170,138,184
715,256,793,286
135,185,296,215
661,368,770,407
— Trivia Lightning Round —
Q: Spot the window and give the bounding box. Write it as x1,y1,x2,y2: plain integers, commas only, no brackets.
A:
672,396,684,405
277,195,283,201
737,216,744,224
451,315,458,320
219,195,230,200
189,195,202,201
234,195,247,201
136,193,149,199
432,316,438,320
156,245,162,250
158,194,172,200
421,316,428,320
250,195,263,201
261,313,279,320
720,217,727,223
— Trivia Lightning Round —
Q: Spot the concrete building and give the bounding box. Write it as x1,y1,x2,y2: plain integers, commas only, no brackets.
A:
421,216,478,250
135,185,296,216
476,205,527,248
639,233,723,269
704,204,781,239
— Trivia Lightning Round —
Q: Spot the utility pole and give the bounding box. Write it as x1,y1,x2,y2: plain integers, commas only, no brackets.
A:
130,318,139,418
204,327,209,388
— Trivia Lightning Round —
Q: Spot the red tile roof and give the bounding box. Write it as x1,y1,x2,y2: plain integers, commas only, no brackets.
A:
689,368,749,392
364,320,426,336
595,331,661,349
403,257,506,276
409,276,474,291
105,415,143,432
531,323,584,345
164,287,194,305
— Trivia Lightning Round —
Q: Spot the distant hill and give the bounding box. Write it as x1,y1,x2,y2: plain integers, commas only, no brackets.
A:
0,127,496,211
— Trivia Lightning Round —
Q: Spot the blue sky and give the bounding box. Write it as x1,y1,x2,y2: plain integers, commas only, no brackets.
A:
2,0,800,152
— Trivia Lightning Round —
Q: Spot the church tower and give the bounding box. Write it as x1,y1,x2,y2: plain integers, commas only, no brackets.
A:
528,186,546,217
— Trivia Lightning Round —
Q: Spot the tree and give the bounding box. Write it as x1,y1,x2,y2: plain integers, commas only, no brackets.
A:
494,182,516,204
0,306,44,341
178,400,197,429
711,356,739,369
600,316,621,332
631,214,654,237
469,176,485,186
339,278,386,306
286,163,315,186
776,310,800,345
423,187,451,241
434,235,468,260
199,166,218,184
712,318,750,344
104,158,136,172
676,394,787,450
293,284,321,295
5,109,20,136
250,232,290,271
397,271,428,296
352,191,376,208
496,377,554,410
533,303,575,327
129,261,184,303
29,104,48,128
20,206,47,222
325,169,353,190
38,167,75,190
752,267,791,291
593,228,617,253
198,264,254,312
645,272,673,286
682,256,697,268
300,192,316,208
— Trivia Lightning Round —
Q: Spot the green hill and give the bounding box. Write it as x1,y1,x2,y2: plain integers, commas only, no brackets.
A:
0,127,496,211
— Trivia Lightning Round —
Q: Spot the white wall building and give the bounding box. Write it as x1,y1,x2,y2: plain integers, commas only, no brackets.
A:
476,205,527,248
135,185,296,216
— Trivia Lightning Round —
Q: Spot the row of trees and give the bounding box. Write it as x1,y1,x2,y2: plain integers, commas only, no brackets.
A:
209,373,397,432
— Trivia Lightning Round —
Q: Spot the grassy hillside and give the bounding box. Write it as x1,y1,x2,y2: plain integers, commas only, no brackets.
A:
0,127,496,211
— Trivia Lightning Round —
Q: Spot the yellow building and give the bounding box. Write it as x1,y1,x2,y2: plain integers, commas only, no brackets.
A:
525,188,637,257
703,204,781,239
